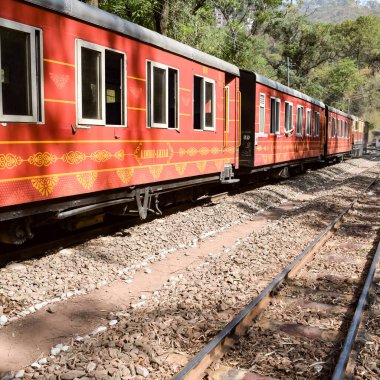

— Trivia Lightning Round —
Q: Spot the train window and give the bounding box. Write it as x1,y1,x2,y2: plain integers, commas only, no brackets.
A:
284,102,293,133
314,112,320,137
77,40,126,126
332,118,336,137
147,61,178,129
259,93,265,133
193,75,215,131
0,19,43,123
306,109,311,136
270,97,280,134
296,106,303,136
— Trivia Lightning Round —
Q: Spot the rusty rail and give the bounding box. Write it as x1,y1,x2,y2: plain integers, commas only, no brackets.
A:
172,175,378,380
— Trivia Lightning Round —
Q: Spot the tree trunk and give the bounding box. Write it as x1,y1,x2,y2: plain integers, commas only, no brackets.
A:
154,0,170,35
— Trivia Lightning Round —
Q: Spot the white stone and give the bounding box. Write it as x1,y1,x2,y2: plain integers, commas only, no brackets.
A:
34,303,43,310
6,262,26,271
144,267,152,274
0,315,8,325
59,248,75,256
91,326,107,335
135,366,149,378
140,294,147,300
15,369,25,378
87,362,97,372
61,345,70,352
28,306,36,313
31,362,41,369
75,336,84,342
38,357,47,365
109,320,118,326
50,347,61,356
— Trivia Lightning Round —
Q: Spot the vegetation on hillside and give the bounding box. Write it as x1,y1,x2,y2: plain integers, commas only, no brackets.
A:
86,0,380,128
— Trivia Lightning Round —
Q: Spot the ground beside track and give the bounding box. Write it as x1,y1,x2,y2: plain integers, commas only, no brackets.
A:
0,156,378,379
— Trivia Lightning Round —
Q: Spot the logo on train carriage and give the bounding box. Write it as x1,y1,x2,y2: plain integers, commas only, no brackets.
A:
134,142,174,166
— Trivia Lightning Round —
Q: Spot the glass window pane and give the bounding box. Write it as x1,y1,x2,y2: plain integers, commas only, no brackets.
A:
205,81,214,128
153,66,166,124
81,47,101,120
105,50,123,125
193,76,202,130
270,98,276,134
168,68,178,129
285,103,290,131
276,100,280,133
259,106,265,133
1,27,32,116
259,94,265,133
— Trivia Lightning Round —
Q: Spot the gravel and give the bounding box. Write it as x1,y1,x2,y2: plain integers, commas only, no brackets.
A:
3,157,378,379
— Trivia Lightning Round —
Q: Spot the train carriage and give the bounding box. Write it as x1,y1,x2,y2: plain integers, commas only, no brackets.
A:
325,106,352,158
0,0,240,243
351,116,366,157
239,71,325,172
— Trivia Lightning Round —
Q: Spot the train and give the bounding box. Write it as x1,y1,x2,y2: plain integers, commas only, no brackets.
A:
0,0,368,244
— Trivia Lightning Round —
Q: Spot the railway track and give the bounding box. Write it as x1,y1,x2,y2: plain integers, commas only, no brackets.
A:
173,174,380,380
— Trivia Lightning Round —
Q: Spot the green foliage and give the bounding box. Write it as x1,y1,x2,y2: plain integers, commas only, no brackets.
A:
93,0,380,125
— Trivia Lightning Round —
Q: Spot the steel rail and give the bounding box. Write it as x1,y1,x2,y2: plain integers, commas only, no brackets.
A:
172,175,378,380
331,239,380,380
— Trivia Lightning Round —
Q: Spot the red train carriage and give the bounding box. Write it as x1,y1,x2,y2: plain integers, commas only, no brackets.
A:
325,106,352,158
239,71,325,172
0,0,240,243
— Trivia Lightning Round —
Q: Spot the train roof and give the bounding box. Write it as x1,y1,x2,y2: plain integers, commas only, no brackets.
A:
254,73,325,108
23,0,240,76
326,105,353,119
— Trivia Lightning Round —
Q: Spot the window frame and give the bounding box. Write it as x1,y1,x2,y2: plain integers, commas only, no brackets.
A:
284,101,293,133
147,60,179,130
193,75,216,132
305,108,312,136
296,105,304,137
314,111,320,137
0,18,44,123
269,96,280,135
76,39,127,127
259,92,266,134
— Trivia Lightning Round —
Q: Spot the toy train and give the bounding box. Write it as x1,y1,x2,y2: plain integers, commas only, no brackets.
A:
0,0,367,244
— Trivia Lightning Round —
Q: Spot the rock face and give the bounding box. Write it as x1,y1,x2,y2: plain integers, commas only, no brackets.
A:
2,159,378,379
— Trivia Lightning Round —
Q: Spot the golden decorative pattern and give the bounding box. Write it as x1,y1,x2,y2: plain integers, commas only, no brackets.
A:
0,153,22,170
62,151,86,165
115,149,125,161
27,152,58,167
215,159,225,171
211,147,220,155
187,147,198,156
175,163,187,176
196,161,207,173
117,168,134,184
179,148,187,157
76,172,97,190
149,166,163,180
90,150,112,163
31,176,59,196
199,147,210,155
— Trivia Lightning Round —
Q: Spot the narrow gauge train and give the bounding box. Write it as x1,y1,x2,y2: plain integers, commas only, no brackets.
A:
0,0,365,244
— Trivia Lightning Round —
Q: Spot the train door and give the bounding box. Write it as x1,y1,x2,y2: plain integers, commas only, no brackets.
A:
238,70,256,168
